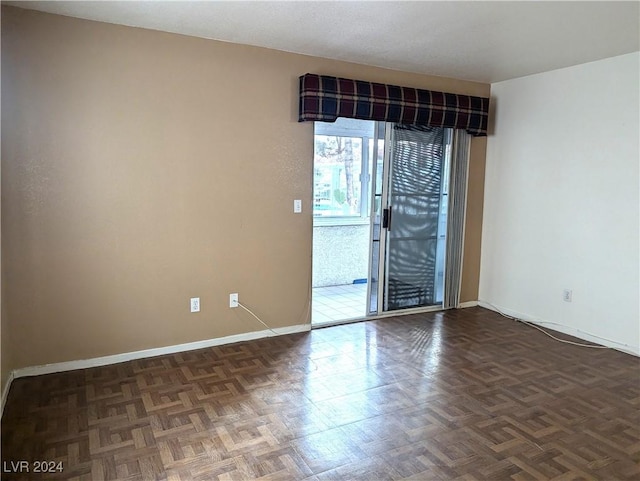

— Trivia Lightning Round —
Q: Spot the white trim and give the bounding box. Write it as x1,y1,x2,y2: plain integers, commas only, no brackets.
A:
312,316,368,329
313,216,370,227
374,304,444,318
1,370,15,419
457,301,478,309
312,304,445,329
11,324,311,379
478,301,639,357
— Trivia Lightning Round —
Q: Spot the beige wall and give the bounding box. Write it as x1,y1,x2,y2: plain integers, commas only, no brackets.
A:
460,136,487,302
1,22,8,392
1,6,490,371
1,134,6,393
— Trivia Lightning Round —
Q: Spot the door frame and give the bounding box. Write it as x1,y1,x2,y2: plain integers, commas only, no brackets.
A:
367,122,450,317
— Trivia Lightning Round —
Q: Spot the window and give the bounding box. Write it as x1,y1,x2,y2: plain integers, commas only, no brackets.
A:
313,118,379,225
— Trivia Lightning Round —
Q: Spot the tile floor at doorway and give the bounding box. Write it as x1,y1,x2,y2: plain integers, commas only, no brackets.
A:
312,283,368,325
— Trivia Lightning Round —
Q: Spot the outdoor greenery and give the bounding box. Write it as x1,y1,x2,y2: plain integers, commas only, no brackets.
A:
314,136,360,214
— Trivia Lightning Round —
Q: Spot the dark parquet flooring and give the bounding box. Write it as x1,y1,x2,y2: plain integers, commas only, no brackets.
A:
2,307,639,480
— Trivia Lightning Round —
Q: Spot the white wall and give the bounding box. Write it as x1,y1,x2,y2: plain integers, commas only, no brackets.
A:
480,52,640,355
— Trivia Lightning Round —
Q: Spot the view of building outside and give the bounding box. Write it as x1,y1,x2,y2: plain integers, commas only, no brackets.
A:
313,135,364,218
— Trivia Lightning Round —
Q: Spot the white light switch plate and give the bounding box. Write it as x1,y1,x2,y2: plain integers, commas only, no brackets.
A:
293,199,302,213
190,297,200,312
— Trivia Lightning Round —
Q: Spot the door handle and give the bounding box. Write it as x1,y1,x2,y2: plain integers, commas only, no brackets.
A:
382,206,393,230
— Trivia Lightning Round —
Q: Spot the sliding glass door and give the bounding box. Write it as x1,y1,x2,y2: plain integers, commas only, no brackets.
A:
311,118,460,323
368,123,451,314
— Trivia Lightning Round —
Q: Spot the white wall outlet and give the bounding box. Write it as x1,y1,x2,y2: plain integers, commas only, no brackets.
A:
562,289,573,302
190,297,200,312
229,293,239,308
293,199,302,213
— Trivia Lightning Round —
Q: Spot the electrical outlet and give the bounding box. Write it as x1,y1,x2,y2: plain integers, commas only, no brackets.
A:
293,199,302,213
562,289,572,302
229,293,239,308
190,297,200,312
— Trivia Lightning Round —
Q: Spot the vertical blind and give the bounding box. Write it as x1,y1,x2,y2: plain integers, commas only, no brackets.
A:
444,130,471,309
386,125,445,310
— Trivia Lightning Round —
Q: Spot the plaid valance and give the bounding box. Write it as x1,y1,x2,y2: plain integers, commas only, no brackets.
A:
299,73,489,137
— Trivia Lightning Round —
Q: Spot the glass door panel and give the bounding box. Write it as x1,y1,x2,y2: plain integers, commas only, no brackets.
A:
383,125,447,311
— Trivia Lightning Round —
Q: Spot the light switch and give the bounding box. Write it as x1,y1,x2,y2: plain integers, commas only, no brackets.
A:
293,199,302,213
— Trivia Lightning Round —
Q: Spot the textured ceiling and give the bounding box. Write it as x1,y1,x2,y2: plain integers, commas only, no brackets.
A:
5,1,640,83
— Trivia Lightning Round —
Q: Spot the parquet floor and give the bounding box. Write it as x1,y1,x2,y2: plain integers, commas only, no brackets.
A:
2,307,639,480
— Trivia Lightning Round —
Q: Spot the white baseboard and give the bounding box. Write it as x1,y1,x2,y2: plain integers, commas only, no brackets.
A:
478,300,639,357
1,370,15,419
11,323,311,380
457,301,479,309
